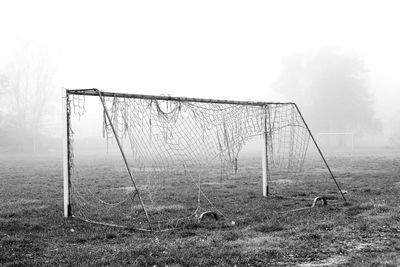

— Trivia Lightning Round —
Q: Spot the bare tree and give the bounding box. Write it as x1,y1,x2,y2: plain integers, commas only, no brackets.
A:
0,40,56,152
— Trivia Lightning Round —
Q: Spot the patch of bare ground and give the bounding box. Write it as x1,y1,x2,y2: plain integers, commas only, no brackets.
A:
227,228,285,254
201,182,222,186
273,178,294,185
0,198,49,216
298,255,348,267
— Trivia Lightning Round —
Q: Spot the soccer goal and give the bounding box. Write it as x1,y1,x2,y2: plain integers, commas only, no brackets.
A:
62,88,346,230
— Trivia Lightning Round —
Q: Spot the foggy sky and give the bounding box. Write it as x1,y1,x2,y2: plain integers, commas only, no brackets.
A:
0,0,399,147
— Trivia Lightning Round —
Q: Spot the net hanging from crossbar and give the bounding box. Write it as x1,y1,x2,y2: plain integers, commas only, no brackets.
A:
68,93,310,229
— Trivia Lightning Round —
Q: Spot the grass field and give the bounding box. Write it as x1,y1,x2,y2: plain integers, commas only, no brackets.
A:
1,149,399,266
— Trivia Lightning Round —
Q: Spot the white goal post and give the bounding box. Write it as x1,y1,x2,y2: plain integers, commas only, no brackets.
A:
62,88,71,218
62,88,346,228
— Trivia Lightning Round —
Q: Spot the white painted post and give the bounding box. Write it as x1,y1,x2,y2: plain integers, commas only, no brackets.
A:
62,88,71,218
262,107,269,197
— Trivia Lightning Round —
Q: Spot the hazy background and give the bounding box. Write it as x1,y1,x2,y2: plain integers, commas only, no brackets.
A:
0,0,399,153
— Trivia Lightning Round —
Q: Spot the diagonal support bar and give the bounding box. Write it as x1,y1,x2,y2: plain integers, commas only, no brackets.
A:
96,90,150,223
293,104,347,202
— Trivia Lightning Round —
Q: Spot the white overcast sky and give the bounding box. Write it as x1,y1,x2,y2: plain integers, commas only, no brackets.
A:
0,0,399,122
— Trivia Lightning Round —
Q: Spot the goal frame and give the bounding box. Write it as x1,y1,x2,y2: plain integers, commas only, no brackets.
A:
62,88,346,219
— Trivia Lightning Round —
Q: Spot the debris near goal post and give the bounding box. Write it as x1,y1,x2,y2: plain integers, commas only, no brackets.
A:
62,88,346,231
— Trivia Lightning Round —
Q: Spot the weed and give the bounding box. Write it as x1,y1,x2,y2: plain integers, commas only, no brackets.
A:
221,230,242,241
345,203,374,216
254,221,285,233
357,220,369,232
106,232,117,239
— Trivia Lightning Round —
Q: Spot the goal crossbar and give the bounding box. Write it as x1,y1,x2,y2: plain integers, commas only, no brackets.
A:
67,88,295,107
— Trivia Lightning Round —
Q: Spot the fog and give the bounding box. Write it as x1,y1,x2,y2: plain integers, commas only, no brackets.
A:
0,0,399,153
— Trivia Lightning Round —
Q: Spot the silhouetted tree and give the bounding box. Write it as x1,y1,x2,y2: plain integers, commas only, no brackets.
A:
274,47,381,135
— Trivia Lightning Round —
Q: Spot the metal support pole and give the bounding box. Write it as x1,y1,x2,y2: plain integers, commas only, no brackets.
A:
96,90,150,223
293,104,347,202
262,106,270,197
62,88,72,217
288,105,295,169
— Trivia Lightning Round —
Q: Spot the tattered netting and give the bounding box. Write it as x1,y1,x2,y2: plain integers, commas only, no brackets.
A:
68,93,310,230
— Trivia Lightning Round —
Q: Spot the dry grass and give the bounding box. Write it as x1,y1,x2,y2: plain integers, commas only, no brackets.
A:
0,149,400,266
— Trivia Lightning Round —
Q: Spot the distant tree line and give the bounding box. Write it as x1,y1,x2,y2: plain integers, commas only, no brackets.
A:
274,47,382,146
0,40,58,153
